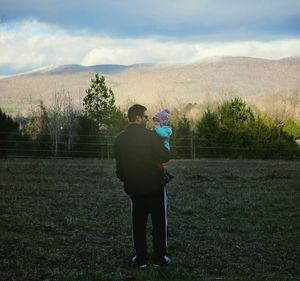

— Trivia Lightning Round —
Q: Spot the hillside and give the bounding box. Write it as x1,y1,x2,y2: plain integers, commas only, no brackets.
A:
0,57,300,116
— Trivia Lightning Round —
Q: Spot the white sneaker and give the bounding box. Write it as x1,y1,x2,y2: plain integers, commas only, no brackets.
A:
131,255,148,269
153,255,172,267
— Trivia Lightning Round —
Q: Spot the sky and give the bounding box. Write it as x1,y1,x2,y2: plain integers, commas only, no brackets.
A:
0,0,300,76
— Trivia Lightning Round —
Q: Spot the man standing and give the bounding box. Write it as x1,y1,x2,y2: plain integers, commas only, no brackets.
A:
114,104,171,268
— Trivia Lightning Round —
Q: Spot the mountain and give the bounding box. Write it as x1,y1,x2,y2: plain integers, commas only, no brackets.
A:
0,57,300,116
34,63,154,75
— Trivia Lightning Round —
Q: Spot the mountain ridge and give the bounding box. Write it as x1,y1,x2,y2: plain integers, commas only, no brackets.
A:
0,56,299,117
9,63,154,77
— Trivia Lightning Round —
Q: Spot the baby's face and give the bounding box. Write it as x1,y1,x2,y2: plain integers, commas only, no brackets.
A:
153,118,161,126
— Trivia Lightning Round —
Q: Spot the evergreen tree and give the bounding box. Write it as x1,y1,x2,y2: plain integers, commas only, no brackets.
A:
81,74,127,158
195,109,220,157
109,107,128,134
0,108,23,157
195,98,298,159
218,97,254,129
283,119,300,139
74,115,101,158
83,74,116,132
172,115,192,158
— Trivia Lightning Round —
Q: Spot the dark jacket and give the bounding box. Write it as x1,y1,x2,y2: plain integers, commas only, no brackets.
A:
114,123,170,197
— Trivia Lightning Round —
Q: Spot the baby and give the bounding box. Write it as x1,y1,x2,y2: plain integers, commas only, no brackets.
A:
152,109,174,184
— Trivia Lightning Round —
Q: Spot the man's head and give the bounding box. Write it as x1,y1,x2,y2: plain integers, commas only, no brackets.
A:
128,104,148,126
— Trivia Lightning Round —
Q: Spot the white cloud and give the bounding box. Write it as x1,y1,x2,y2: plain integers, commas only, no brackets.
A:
1,20,300,74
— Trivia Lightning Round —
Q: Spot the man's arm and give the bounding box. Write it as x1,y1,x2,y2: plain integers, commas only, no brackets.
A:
114,136,125,182
151,132,170,163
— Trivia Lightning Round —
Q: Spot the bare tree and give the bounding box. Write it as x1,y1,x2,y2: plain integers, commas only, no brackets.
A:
48,90,63,156
63,92,78,153
24,97,49,139
264,91,300,123
285,90,300,121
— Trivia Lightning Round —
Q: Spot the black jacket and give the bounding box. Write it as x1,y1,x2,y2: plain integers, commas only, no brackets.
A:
114,123,170,197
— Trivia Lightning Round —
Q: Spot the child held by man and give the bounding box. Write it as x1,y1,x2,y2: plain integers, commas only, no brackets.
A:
152,109,174,183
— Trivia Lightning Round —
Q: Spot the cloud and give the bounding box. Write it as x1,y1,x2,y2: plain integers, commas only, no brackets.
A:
0,20,300,75
0,0,299,39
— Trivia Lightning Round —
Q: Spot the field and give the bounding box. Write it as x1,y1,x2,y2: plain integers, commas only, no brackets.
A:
0,158,299,281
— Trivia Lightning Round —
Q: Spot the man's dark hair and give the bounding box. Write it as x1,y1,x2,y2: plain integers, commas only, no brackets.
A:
128,104,147,122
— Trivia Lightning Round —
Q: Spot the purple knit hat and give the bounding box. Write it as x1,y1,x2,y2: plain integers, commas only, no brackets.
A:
153,109,171,125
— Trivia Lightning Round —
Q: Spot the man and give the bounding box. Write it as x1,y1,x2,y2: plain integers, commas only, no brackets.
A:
114,104,171,268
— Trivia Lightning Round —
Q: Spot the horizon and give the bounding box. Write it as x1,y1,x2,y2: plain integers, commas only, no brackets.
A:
1,55,300,79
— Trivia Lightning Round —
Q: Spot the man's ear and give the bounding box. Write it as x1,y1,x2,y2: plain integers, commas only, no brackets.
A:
135,115,142,123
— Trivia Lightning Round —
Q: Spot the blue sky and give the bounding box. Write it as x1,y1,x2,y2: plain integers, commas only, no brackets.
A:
0,0,300,75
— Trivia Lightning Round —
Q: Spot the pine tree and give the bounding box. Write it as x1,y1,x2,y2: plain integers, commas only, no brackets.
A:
173,115,192,158
0,108,22,157
83,74,116,132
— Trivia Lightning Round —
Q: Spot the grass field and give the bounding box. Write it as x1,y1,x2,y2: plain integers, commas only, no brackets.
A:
0,158,299,281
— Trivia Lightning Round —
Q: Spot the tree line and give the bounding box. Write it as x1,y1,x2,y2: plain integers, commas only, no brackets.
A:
1,73,299,159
